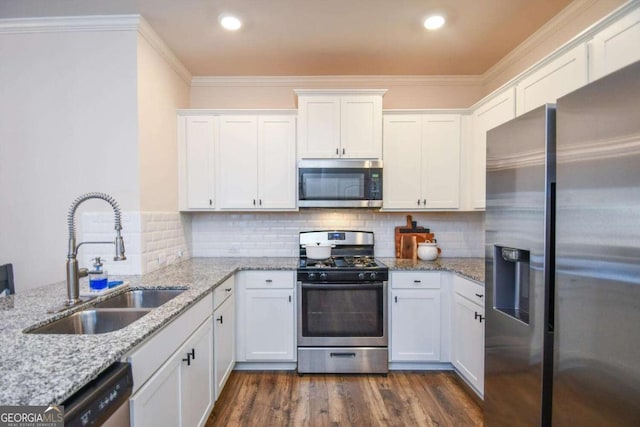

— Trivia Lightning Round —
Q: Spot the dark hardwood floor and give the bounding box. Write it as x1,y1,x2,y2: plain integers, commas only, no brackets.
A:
207,371,483,426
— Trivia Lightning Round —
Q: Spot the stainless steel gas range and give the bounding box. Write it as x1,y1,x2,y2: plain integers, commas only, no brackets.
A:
296,230,389,374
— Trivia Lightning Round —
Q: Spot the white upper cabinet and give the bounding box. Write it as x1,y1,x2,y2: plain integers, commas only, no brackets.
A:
383,113,461,210
257,115,297,209
296,95,340,158
590,7,640,80
516,43,588,115
217,112,297,211
296,90,385,159
218,115,259,209
469,88,516,210
178,115,215,210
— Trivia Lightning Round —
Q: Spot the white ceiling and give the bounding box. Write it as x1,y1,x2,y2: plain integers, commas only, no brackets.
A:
0,0,575,76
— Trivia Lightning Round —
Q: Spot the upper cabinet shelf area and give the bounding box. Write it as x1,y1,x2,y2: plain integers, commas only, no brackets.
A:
295,89,386,160
178,110,297,212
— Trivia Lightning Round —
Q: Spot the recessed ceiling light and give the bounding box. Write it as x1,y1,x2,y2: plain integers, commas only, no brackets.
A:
219,14,242,31
423,15,445,31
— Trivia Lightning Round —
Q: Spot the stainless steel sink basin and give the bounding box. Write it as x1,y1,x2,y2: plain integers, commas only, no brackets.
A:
27,309,150,334
93,289,186,309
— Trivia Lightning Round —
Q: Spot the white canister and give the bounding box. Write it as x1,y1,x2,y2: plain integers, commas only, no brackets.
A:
417,242,439,261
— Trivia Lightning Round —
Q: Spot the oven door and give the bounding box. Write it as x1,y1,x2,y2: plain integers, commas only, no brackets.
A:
297,281,387,347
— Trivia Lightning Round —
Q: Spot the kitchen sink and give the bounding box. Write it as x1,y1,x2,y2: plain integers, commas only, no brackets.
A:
27,309,150,334
93,289,186,309
26,289,187,335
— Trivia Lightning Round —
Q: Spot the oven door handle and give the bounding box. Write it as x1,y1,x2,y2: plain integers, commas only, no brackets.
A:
300,283,384,290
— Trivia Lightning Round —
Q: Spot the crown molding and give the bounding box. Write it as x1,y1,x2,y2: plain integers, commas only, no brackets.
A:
0,14,192,84
177,108,297,116
191,75,482,87
137,17,192,84
0,15,141,33
481,0,638,88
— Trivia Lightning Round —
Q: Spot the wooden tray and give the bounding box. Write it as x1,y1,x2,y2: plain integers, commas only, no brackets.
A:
394,215,434,258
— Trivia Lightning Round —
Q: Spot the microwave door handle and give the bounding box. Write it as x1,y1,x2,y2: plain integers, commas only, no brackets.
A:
299,177,305,199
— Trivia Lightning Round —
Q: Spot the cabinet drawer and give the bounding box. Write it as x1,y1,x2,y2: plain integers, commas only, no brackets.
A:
243,270,294,289
453,274,485,307
390,271,440,289
213,276,234,310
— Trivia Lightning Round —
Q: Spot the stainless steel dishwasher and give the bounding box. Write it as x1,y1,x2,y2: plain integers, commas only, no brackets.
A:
62,362,133,426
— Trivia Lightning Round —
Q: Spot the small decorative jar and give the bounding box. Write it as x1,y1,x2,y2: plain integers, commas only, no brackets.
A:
417,242,439,261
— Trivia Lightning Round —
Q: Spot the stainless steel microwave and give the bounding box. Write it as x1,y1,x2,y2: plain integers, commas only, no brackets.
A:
298,160,383,208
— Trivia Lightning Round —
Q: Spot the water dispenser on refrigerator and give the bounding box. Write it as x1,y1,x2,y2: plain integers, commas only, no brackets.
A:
494,246,530,324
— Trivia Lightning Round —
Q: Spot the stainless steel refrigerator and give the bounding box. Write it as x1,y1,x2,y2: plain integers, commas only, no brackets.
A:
484,60,640,426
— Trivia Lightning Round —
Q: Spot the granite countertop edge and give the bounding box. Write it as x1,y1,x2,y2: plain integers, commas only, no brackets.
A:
0,256,482,406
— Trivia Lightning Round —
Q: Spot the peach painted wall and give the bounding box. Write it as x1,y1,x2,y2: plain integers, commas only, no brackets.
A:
190,77,484,110
137,32,190,212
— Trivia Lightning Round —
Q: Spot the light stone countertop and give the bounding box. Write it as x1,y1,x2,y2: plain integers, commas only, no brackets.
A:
0,256,483,406
379,257,485,283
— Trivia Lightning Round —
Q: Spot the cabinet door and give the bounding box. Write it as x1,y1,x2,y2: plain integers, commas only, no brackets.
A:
258,115,297,209
180,319,214,427
340,95,382,159
452,293,484,394
297,96,340,158
244,289,295,361
214,294,235,400
382,115,422,209
182,116,215,209
218,115,258,209
471,88,515,209
591,7,640,80
130,356,181,427
390,289,441,362
516,43,588,115
422,114,461,209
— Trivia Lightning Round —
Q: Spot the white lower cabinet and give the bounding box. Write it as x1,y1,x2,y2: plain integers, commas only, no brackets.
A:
389,272,442,362
213,277,235,400
130,318,214,427
451,275,485,396
236,271,296,362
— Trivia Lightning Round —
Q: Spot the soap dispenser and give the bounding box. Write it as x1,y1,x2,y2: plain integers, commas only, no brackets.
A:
88,257,108,292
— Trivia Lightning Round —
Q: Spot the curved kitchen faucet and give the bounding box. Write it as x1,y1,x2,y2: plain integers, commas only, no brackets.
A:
65,192,126,306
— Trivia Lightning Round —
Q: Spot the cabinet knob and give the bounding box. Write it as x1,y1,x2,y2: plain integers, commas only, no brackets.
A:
216,315,223,324
253,199,256,206
342,148,345,155
259,199,262,206
265,279,273,283
423,199,426,206
413,280,421,284
417,199,421,206
289,295,292,303
225,288,232,292
336,148,339,155
209,199,212,206
475,312,485,323
394,296,398,303
475,293,484,299
190,348,195,360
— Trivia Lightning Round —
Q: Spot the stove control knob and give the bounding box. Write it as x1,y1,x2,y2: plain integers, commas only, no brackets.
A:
358,272,365,280
308,272,317,281
369,272,377,280
319,272,328,281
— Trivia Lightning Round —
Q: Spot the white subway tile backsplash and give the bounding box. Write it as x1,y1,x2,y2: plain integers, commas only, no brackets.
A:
82,211,192,275
190,210,484,258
